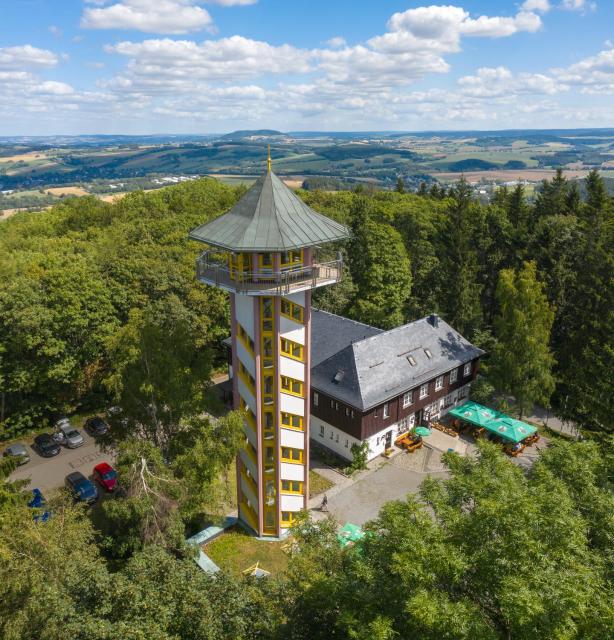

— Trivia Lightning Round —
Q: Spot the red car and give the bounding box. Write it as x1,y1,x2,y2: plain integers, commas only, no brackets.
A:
93,462,118,492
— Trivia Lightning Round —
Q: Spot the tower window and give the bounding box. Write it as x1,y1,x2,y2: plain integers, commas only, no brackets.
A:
281,337,304,361
280,299,304,323
281,376,303,397
281,447,303,463
281,412,303,430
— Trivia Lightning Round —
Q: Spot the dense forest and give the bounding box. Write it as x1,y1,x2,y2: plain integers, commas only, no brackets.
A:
1,172,613,639
1,169,612,434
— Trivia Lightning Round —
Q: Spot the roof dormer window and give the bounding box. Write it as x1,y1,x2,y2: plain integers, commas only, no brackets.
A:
424,348,433,359
407,355,417,366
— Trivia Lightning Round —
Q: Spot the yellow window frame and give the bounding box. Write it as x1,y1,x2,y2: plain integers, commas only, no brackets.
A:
280,298,304,323
258,252,273,269
280,337,304,362
280,375,303,398
280,249,303,267
281,412,303,430
281,447,303,463
281,480,304,494
239,362,255,392
281,511,299,525
237,323,255,354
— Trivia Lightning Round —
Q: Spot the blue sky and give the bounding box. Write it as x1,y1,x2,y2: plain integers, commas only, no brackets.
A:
1,0,613,135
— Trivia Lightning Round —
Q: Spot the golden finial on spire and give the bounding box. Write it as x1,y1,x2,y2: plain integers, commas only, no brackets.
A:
267,144,271,173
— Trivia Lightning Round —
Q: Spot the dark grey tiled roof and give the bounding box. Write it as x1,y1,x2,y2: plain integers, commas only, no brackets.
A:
311,315,485,411
311,309,383,366
223,310,483,412
189,171,350,251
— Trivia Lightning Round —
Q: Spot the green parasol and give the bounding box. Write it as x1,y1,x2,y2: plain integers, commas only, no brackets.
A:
337,522,365,547
414,426,431,436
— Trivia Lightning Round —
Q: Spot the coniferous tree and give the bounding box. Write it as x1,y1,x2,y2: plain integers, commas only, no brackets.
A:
555,171,614,431
439,178,482,337
490,261,556,417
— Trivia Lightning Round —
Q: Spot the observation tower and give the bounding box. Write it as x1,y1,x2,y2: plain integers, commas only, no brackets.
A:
189,150,349,537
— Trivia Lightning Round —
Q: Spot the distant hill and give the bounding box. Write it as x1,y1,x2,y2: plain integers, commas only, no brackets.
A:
221,129,285,140
446,158,498,171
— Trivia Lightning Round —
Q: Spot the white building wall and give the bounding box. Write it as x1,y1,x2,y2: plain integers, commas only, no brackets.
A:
236,341,255,379
240,474,258,506
286,291,306,307
279,315,304,338
280,494,304,511
244,423,257,449
235,294,255,336
280,393,304,416
280,427,304,449
279,355,305,381
237,378,256,413
240,449,257,480
280,462,305,482
310,416,358,462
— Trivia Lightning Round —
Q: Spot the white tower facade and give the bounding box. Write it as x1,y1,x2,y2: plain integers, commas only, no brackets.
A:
190,163,349,537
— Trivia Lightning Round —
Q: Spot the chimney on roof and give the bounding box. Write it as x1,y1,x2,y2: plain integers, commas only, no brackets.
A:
428,313,439,328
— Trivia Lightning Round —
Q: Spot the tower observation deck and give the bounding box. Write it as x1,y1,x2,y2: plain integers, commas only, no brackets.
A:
189,155,349,537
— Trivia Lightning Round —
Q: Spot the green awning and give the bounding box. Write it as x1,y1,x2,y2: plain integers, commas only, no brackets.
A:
449,401,537,443
337,522,365,547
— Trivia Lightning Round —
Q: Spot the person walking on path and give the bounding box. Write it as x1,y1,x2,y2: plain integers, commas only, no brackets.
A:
321,494,328,512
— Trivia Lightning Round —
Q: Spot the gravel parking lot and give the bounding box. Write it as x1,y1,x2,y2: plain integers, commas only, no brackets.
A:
9,433,115,493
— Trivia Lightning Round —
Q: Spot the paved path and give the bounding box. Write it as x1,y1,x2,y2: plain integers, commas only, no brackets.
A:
526,405,579,437
10,434,115,493
316,462,448,526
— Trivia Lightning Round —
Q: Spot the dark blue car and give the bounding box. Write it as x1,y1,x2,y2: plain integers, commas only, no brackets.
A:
28,488,51,523
65,472,98,505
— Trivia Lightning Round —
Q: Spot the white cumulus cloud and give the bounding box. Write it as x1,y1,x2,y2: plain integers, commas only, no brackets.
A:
0,45,59,69
522,0,551,13
82,0,214,34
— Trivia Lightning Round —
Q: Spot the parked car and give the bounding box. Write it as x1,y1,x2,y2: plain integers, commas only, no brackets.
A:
34,433,61,458
93,462,118,492
61,427,84,449
3,443,30,465
54,416,71,430
28,488,51,523
85,416,109,436
65,472,98,504
52,419,84,448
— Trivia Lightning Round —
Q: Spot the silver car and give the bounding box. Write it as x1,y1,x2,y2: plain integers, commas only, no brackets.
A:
52,417,85,449
3,443,30,465
61,427,84,449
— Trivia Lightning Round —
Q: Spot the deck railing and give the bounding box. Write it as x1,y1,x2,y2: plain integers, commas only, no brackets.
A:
196,251,343,294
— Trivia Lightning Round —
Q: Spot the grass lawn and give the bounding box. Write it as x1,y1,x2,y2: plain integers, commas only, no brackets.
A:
309,469,333,498
205,526,290,576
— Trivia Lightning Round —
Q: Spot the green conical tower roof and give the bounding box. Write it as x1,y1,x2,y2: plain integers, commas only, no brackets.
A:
189,170,349,252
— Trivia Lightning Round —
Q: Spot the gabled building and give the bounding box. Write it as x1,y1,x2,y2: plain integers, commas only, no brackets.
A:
227,308,484,463
308,310,484,460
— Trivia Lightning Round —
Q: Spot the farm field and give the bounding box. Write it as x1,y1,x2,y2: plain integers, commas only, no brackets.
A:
2,128,614,201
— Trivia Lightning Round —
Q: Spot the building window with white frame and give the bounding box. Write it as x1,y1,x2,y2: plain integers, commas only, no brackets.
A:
313,392,319,407
319,425,324,437
402,391,413,407
435,375,444,391
463,362,472,377
420,383,429,399
449,368,458,383
383,403,389,419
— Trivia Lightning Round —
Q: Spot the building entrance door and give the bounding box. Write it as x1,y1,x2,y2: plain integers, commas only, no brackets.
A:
385,431,392,448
